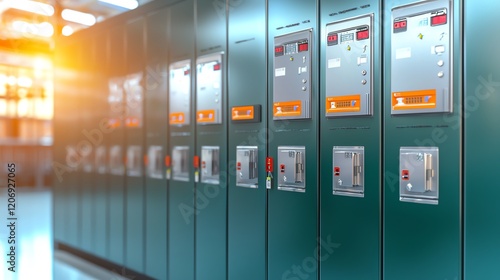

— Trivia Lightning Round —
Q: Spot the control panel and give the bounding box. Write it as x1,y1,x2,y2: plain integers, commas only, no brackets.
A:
95,146,107,174
201,146,220,184
172,146,190,182
82,148,93,173
147,145,163,179
391,0,452,114
277,146,306,192
236,146,258,188
109,145,124,175
196,53,223,124
325,15,373,117
108,77,124,128
273,29,312,120
399,147,439,204
124,72,144,127
169,60,191,126
333,146,364,197
126,145,143,177
231,105,261,123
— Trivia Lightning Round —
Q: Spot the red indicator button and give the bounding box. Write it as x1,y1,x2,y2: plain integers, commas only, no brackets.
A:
356,30,369,41
298,42,308,52
213,63,221,71
431,14,447,26
266,157,274,172
184,70,190,75
402,169,410,180
193,156,200,168
334,166,340,176
280,164,285,173
237,162,241,171
165,155,171,167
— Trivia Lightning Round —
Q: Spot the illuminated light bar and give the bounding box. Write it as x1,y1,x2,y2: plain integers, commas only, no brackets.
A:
98,0,139,10
431,14,447,26
11,20,54,38
17,77,33,88
62,9,96,26
4,0,54,16
62,25,74,36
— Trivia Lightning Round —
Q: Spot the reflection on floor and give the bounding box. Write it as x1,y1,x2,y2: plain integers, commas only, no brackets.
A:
0,188,52,280
0,188,128,280
54,250,128,280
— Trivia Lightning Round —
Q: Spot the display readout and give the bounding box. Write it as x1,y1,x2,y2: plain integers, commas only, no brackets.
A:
393,19,407,32
327,33,338,46
275,39,309,56
328,25,370,46
341,33,354,43
275,45,284,56
394,9,448,33
356,29,369,40
431,13,447,26
298,42,308,52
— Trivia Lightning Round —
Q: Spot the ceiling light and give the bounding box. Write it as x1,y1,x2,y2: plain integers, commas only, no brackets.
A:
62,25,74,36
61,9,96,26
4,0,54,16
17,77,33,88
11,20,54,38
98,0,139,10
7,76,17,86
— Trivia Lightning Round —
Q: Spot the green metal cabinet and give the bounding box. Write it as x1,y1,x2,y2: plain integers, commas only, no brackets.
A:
383,0,462,279
144,8,169,280
227,0,267,279
267,1,319,279
168,1,196,279
464,0,500,277
194,0,228,279
107,25,126,266
319,1,382,279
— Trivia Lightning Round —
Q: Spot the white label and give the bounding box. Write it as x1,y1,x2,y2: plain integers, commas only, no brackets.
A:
328,58,341,69
194,171,199,183
396,47,412,59
357,56,368,65
275,67,286,77
266,177,271,189
433,45,445,54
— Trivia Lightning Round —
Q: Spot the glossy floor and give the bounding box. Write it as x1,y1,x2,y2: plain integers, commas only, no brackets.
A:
0,188,127,280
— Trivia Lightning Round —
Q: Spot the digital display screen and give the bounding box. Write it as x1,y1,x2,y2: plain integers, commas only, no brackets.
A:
341,33,354,43
431,14,447,26
275,46,284,56
393,19,407,33
298,42,308,52
327,34,338,46
356,30,369,40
